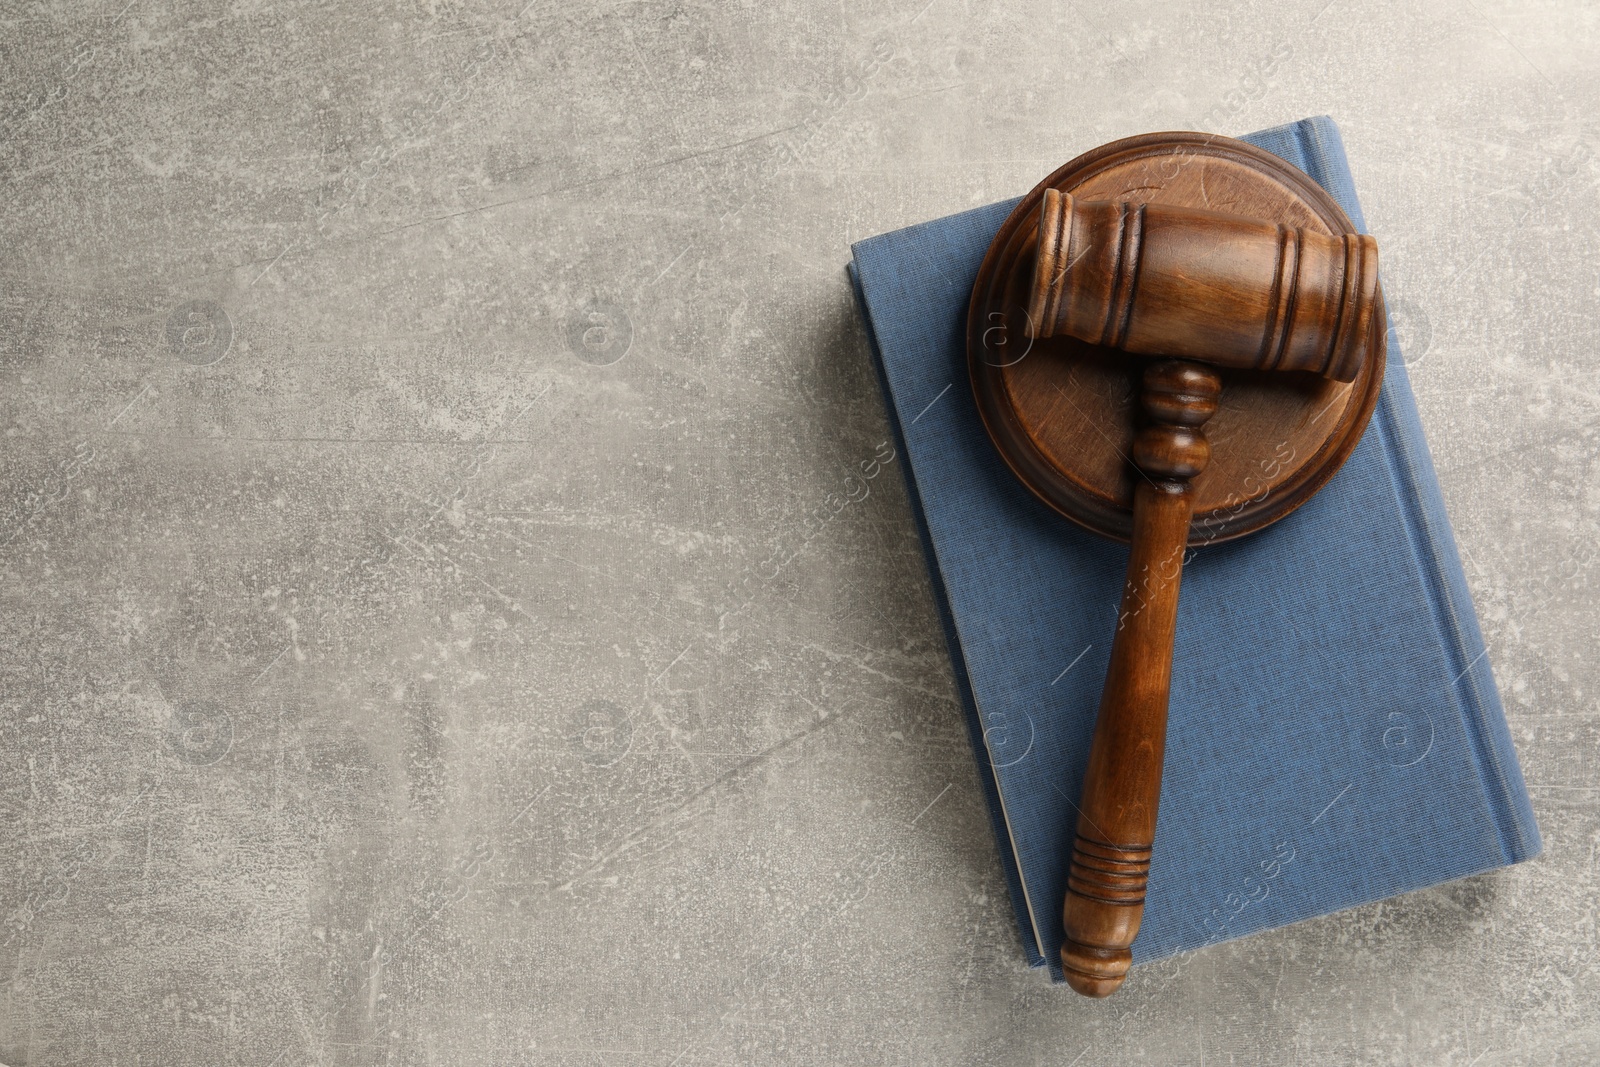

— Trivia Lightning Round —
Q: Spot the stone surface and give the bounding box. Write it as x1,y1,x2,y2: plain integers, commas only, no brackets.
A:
0,1,1596,1064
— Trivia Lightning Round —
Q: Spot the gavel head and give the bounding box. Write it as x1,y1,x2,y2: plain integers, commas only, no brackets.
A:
1025,188,1381,383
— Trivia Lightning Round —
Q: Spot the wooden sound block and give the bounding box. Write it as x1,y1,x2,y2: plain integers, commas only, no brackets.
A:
968,133,1387,544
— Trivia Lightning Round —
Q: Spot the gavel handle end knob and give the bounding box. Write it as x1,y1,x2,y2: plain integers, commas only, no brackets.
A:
1061,938,1133,998
1061,832,1149,996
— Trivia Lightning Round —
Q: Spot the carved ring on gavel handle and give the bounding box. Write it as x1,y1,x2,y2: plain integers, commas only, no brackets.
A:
1026,187,1381,997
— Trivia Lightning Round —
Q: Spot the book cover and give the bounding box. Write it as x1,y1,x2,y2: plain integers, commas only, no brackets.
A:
847,116,1541,981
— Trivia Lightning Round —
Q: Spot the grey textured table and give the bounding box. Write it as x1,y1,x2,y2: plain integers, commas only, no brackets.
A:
1,1,1595,1064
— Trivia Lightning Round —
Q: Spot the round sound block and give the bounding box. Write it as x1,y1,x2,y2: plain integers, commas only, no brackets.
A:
968,132,1386,545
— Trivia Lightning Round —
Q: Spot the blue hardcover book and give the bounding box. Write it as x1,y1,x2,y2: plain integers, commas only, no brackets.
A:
848,116,1540,981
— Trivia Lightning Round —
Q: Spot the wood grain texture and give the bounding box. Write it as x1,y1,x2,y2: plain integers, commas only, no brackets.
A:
1061,360,1219,997
1028,189,1380,382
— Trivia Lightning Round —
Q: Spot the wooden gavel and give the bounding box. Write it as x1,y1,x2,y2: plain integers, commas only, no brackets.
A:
1026,189,1380,996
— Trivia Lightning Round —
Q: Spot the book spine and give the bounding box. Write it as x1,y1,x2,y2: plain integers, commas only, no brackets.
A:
1294,117,1542,863
1370,357,1542,862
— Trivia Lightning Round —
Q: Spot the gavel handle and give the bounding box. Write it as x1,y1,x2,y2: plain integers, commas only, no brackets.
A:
1061,359,1222,997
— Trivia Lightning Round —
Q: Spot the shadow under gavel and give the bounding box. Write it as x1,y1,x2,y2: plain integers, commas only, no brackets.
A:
1025,188,1381,997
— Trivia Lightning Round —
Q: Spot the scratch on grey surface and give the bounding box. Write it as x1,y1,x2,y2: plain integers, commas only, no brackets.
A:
368,124,808,240
509,784,551,825
1458,0,1557,87
557,708,844,893
910,782,952,824
250,645,290,686
792,640,956,703
104,382,152,427
248,244,294,288
618,16,724,218
652,645,694,684
3,134,121,185
421,545,529,614
647,244,694,287
546,550,621,584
